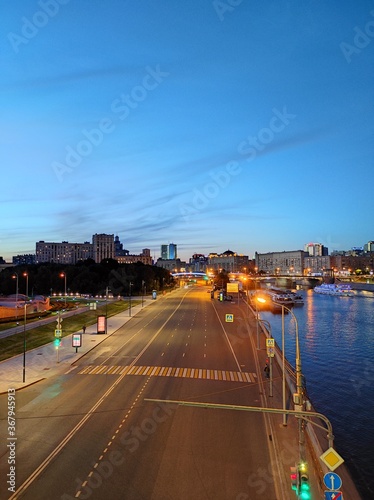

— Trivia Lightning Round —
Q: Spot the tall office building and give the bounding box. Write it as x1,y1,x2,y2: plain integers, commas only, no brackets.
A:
160,243,177,260
161,245,168,260
168,243,177,260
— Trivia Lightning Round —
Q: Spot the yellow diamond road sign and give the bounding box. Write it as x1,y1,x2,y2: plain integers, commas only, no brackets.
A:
320,447,344,471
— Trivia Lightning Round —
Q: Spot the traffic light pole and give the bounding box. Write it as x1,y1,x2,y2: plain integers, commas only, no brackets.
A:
145,398,333,498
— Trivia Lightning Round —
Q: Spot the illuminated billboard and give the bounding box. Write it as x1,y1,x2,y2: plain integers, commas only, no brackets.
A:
97,315,106,334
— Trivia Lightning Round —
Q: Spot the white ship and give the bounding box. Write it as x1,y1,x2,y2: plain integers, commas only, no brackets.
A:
313,283,354,296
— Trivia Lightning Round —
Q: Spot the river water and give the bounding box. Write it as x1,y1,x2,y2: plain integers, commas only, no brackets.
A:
258,288,374,498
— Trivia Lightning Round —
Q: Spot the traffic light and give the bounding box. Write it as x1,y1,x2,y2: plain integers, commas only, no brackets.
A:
54,338,61,349
298,462,311,500
290,466,298,493
219,292,224,302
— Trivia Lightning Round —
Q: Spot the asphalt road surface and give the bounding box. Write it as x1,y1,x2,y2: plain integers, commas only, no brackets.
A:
1,286,292,500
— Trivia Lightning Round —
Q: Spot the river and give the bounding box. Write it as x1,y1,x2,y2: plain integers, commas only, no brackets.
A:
258,287,374,498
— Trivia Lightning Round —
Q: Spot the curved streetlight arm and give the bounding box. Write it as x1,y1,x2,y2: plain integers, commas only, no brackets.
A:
145,398,334,448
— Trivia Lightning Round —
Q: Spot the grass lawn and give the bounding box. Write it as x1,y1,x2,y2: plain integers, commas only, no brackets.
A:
0,300,139,362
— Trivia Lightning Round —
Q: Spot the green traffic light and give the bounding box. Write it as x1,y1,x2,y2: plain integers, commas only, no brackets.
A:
300,492,311,500
299,483,311,500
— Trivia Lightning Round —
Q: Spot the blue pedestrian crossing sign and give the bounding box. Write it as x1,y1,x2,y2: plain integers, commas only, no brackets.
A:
323,472,342,490
225,314,234,322
324,492,343,500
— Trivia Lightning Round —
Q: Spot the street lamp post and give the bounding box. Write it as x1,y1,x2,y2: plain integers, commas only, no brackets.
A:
256,296,305,462
259,318,273,397
129,282,133,317
60,273,67,308
254,277,260,350
23,300,27,382
23,272,29,299
12,273,19,323
141,280,145,307
105,286,110,334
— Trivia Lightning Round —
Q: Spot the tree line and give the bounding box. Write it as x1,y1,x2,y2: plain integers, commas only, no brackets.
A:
0,259,174,298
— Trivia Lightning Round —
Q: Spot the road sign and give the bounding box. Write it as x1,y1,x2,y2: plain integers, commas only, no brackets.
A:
267,347,275,357
320,448,344,471
227,283,239,293
323,472,342,491
54,329,62,338
225,314,234,322
324,491,343,500
266,338,275,347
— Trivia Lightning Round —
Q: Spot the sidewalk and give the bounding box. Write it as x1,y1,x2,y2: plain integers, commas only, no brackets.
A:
0,297,155,394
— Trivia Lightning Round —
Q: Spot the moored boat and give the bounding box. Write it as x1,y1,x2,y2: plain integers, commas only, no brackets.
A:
269,287,304,305
313,283,354,296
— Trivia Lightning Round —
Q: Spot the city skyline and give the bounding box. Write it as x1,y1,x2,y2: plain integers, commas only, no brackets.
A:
5,231,374,265
2,2,374,263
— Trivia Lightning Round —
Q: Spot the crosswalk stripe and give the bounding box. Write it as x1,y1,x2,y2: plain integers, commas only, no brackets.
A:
78,364,256,383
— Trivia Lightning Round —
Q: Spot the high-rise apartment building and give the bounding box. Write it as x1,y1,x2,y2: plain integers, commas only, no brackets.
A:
364,241,374,253
304,243,328,257
92,234,114,263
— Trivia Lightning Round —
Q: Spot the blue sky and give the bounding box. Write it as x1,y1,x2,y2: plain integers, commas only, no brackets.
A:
1,0,373,262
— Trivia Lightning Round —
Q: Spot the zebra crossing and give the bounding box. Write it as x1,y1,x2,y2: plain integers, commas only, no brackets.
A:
77,364,257,383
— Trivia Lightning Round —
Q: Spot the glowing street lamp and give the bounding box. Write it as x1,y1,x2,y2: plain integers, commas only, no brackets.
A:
60,272,67,308
12,273,19,322
256,295,305,463
129,282,133,317
23,272,29,298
